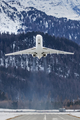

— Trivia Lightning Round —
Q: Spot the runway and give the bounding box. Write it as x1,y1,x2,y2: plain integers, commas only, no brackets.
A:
11,114,80,120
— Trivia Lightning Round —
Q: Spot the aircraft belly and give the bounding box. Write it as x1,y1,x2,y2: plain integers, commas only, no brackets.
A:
36,47,42,59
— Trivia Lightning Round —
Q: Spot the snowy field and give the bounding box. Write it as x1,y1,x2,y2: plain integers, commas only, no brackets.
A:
70,112,80,118
0,109,80,120
0,112,21,120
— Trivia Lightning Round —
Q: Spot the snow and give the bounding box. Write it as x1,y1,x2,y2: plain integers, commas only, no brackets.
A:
0,0,80,34
70,112,80,117
4,0,80,20
0,112,20,120
0,1,24,34
17,0,80,20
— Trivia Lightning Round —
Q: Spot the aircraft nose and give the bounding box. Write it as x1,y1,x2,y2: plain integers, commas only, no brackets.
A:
37,34,42,39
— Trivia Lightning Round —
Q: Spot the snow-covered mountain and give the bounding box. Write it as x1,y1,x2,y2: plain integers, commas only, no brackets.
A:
1,0,80,44
7,0,80,20
0,0,21,33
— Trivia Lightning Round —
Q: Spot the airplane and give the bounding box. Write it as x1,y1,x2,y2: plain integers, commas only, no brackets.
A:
5,34,74,59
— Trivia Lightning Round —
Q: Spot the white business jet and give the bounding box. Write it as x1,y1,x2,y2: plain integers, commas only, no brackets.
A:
5,34,74,59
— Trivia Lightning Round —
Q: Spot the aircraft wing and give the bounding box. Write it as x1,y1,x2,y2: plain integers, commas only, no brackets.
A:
5,47,36,56
42,47,74,55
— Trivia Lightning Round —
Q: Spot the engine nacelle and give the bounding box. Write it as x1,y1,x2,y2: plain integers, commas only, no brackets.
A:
32,54,36,57
43,54,47,57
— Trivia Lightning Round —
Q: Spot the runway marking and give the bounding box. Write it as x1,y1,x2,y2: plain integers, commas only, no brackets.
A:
43,115,46,120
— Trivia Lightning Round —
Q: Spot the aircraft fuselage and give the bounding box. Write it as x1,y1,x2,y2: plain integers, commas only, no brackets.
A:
33,35,46,59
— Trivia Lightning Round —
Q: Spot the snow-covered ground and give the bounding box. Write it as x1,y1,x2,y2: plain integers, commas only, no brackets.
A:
70,112,80,117
0,112,21,120
0,109,80,120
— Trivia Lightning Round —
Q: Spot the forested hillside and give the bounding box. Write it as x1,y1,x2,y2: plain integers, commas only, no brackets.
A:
0,32,80,109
